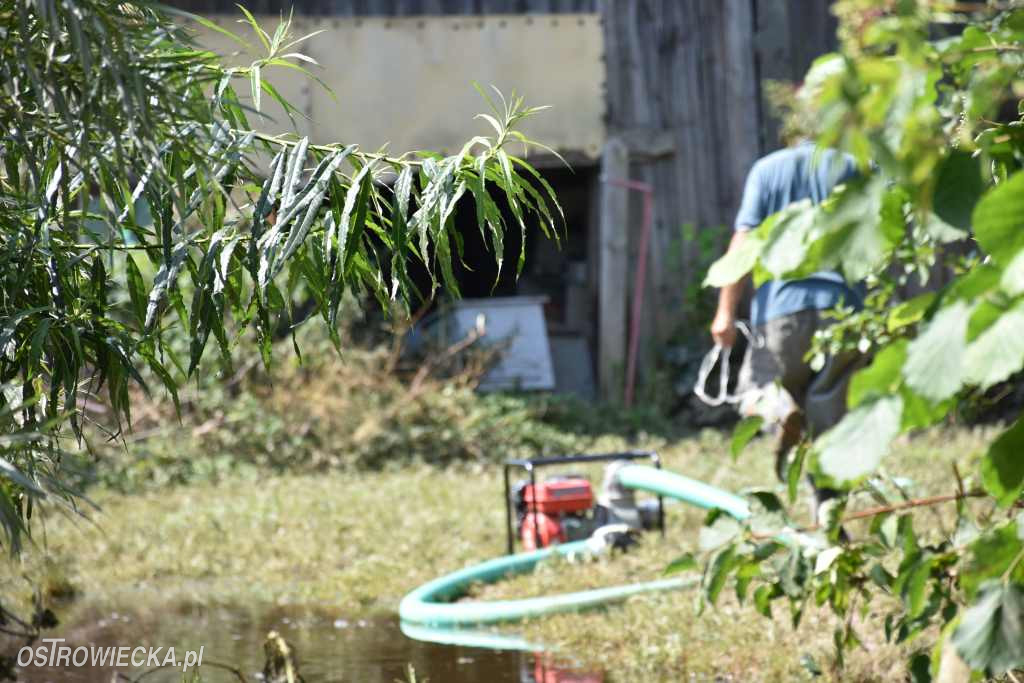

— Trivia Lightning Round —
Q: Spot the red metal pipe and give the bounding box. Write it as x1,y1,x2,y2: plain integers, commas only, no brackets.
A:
602,177,654,408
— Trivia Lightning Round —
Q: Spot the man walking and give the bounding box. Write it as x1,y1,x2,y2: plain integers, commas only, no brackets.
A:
710,140,865,519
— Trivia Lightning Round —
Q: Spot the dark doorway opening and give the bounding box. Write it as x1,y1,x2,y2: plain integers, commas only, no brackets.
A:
403,162,600,397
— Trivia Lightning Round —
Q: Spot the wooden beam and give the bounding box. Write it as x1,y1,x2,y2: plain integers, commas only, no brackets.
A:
617,127,677,160
598,137,629,401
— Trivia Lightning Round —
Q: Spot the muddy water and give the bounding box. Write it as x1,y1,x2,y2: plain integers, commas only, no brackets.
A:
9,604,603,682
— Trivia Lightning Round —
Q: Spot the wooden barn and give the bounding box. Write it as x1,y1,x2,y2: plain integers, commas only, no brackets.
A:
171,0,838,401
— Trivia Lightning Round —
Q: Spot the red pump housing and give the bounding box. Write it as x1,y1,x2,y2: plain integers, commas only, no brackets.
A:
519,478,594,550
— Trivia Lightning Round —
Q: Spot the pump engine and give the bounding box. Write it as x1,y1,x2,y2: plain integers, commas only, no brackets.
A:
512,476,594,550
510,462,661,551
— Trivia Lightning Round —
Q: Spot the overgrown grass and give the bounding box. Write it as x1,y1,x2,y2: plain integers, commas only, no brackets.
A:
80,328,681,492
5,421,997,681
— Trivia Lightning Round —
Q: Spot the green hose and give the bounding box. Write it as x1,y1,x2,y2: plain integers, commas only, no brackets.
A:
399,464,750,628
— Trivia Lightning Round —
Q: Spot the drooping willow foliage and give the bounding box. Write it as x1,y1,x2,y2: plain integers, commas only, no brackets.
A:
0,1,561,553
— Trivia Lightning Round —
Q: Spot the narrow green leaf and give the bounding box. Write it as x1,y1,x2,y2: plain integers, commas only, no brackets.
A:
664,552,698,576
125,254,147,326
250,63,261,112
731,416,764,460
236,4,271,52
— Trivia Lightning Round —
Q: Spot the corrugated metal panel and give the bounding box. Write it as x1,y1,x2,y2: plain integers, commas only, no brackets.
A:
165,0,596,15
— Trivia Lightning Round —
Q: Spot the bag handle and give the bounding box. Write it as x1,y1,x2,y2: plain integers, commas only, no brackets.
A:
694,321,760,407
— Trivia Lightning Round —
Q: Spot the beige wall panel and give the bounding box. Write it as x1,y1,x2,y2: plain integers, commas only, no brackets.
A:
189,14,605,160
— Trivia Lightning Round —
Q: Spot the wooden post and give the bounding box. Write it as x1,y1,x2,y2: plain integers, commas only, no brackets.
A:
598,137,629,401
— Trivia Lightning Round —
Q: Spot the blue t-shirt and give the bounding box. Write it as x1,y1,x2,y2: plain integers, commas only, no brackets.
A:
734,142,863,326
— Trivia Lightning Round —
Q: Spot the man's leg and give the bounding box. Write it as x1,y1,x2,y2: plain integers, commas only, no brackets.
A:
804,348,867,437
762,311,819,479
803,344,869,526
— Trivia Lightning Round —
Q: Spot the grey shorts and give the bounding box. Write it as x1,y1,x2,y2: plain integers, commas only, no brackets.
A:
738,309,866,438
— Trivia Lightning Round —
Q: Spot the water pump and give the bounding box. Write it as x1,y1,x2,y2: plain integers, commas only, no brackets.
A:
509,459,662,552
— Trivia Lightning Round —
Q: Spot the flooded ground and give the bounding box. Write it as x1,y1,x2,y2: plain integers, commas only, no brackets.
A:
6,603,603,682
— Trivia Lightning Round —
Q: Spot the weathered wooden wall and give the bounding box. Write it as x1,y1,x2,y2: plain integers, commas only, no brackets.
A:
754,2,839,150
597,0,837,392
168,0,839,396
169,0,594,14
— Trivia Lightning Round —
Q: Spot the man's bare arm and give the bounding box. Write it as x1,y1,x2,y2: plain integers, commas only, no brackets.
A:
709,229,752,347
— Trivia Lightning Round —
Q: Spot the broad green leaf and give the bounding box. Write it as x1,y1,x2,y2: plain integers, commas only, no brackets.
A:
933,150,986,231
887,293,935,333
699,513,742,552
703,233,765,287
922,211,967,244
903,301,971,401
874,512,899,548
903,557,934,618
908,653,931,683
961,521,1024,599
1002,251,1024,296
870,563,895,589
898,386,948,432
730,416,763,460
814,546,842,575
734,560,761,604
967,300,1003,341
847,340,907,408
705,545,737,605
804,176,900,281
972,170,1024,267
754,584,776,617
816,396,902,483
963,303,1024,390
757,202,817,278
951,582,1024,674
980,418,1024,507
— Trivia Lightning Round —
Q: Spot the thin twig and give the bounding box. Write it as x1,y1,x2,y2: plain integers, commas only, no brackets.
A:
831,489,985,527
753,489,987,539
892,474,949,538
970,44,1024,53
408,319,486,393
